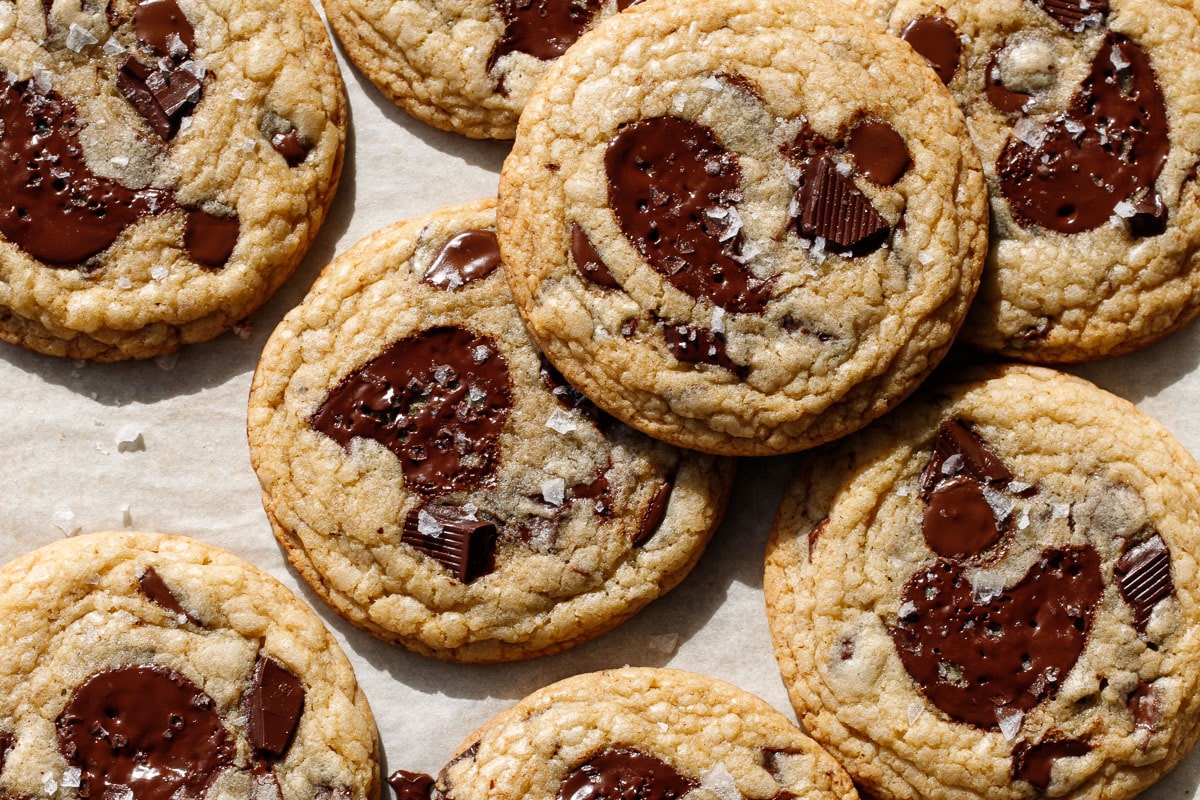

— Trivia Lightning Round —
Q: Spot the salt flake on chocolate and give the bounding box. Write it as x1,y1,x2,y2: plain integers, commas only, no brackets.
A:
970,570,1006,604
417,509,444,538
61,768,81,789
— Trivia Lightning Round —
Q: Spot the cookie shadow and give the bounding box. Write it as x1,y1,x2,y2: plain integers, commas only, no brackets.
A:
1065,314,1200,404
302,454,798,703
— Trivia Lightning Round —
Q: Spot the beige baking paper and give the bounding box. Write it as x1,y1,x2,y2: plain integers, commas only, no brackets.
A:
4,18,1200,798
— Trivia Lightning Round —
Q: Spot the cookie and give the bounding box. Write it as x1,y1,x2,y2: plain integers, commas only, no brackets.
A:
0,0,345,360
764,363,1200,800
873,0,1200,361
325,0,632,138
247,198,734,663
497,0,988,456
415,667,855,800
0,531,380,800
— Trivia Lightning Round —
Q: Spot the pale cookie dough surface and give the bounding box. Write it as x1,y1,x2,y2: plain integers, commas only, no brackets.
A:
325,0,628,138
498,0,987,456
0,531,380,800
876,0,1200,361
765,363,1200,800
433,667,856,800
0,0,345,360
247,199,734,663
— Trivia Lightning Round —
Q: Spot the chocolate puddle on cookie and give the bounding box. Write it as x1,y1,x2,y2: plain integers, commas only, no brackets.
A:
556,747,696,800
56,664,236,800
0,75,238,267
424,229,502,290
310,326,513,496
997,32,1169,237
900,16,961,85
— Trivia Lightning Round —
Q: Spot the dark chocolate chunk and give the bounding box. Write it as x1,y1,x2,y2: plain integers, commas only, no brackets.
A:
138,566,201,624
116,55,202,141
846,120,910,186
572,465,613,516
793,155,890,255
539,354,603,423
662,323,744,376
436,742,479,798
55,665,236,800
488,0,602,75
1114,533,1172,633
900,16,961,85
388,770,435,800
606,116,775,314
424,230,501,290
632,480,672,546
1030,0,1108,31
0,75,176,264
1012,736,1091,790
571,223,621,289
133,0,195,56
271,130,311,167
890,545,1103,728
555,747,696,800
918,419,1012,500
922,477,1003,559
245,657,305,758
997,33,1169,237
184,207,239,267
403,504,498,583
310,327,512,497
0,730,12,773
985,52,1031,114
1127,681,1156,733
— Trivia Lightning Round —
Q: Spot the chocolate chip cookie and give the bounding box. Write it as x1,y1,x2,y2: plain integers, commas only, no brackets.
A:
0,531,380,800
497,0,987,455
247,199,734,662
426,667,855,800
0,0,345,359
877,0,1200,361
325,0,633,138
765,363,1200,800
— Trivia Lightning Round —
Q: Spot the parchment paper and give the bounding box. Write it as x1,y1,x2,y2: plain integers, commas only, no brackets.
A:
3,22,1200,797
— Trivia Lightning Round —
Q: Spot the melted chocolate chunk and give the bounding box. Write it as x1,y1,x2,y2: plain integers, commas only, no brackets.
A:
571,223,621,289
997,33,1169,237
632,480,672,546
900,16,961,85
793,155,890,255
1114,533,1173,633
0,730,12,773
922,477,1003,559
424,230,501,290
184,208,239,268
572,465,613,516
662,323,744,376
138,566,201,624
539,354,603,423
488,0,601,74
403,504,498,583
271,130,311,167
245,657,304,758
310,327,512,497
891,546,1103,728
0,76,174,264
1127,681,1156,732
919,419,1012,500
606,116,775,314
985,52,1032,115
116,55,202,141
847,120,910,186
388,770,434,800
1012,736,1091,790
1031,0,1108,31
133,0,195,55
555,748,696,800
56,665,235,800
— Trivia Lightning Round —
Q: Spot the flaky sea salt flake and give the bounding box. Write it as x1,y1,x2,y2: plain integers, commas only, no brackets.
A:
982,487,1014,520
546,408,577,434
61,768,82,789
150,265,169,281
711,307,726,334
66,23,99,52
54,506,81,537
971,570,1006,604
541,477,565,506
997,707,1024,740
103,37,125,55
1051,502,1070,519
417,510,443,538
699,763,742,800
1114,200,1137,219
700,75,723,91
907,700,924,725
